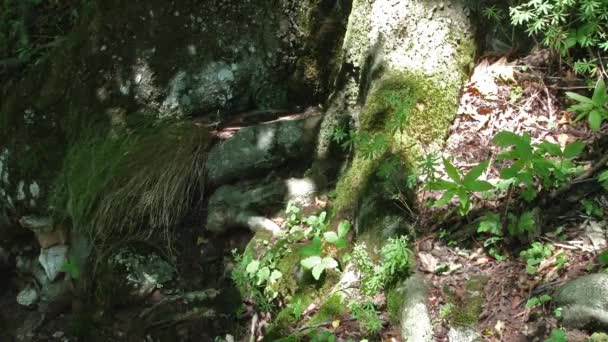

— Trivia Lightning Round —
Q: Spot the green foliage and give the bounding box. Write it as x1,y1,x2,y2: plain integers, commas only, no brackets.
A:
477,212,507,261
288,298,304,321
494,131,585,196
566,79,608,131
599,170,608,190
349,301,383,336
555,252,569,268
62,260,80,280
526,294,552,308
440,303,456,319
520,242,554,274
545,328,567,342
428,159,493,215
300,256,338,280
352,236,413,296
507,210,537,238
50,122,209,250
510,0,608,67
581,198,604,218
323,221,351,249
298,217,351,281
308,331,337,342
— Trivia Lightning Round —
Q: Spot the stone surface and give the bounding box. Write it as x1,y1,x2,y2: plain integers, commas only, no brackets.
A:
554,273,608,329
38,245,69,282
111,249,175,299
19,216,53,233
35,227,68,249
448,326,482,342
16,285,39,307
398,274,433,342
206,114,322,186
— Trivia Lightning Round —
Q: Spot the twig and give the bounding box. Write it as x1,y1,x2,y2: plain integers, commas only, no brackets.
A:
249,312,258,342
294,318,357,333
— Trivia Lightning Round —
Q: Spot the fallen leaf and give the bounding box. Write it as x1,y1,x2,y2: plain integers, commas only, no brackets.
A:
331,320,340,329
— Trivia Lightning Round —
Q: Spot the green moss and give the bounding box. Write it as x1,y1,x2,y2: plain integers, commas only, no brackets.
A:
444,276,488,326
333,70,461,216
386,286,405,325
308,294,346,325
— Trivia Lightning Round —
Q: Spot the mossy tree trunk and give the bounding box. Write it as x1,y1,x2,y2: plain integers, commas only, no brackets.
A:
315,0,476,218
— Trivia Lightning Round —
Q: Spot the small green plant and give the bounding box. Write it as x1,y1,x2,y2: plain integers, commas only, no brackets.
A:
581,198,604,218
428,159,494,215
477,212,507,261
545,328,567,342
507,210,538,239
599,250,608,268
300,255,339,280
323,221,351,249
288,298,304,321
62,260,80,280
439,303,456,319
598,170,608,190
555,252,569,268
526,294,552,309
566,79,608,131
521,242,554,274
349,301,383,336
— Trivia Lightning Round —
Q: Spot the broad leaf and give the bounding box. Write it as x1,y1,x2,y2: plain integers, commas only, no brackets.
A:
566,91,595,105
563,141,585,158
463,161,489,187
257,267,271,284
477,212,502,235
493,131,522,147
598,170,608,183
592,79,607,104
434,190,456,207
589,109,602,131
299,236,322,257
500,166,520,179
321,257,338,269
520,188,537,202
301,256,322,269
443,158,461,184
537,142,562,157
334,238,348,249
337,221,351,238
569,102,594,114
323,231,339,243
427,179,458,191
246,260,260,275
466,180,494,192
599,250,608,266
312,264,325,280
269,270,282,282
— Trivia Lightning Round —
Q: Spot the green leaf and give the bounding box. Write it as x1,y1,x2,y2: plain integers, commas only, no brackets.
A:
301,256,322,269
563,141,585,158
493,131,522,147
321,257,338,269
324,231,339,243
337,221,351,238
463,161,489,187
269,270,282,283
569,102,594,114
434,190,456,207
520,188,537,202
300,236,322,257
428,179,458,191
478,212,502,235
500,166,520,179
334,238,348,249
566,91,595,105
257,267,271,283
589,109,603,131
312,264,325,280
592,78,607,104
598,170,608,183
246,260,260,275
443,158,461,184
599,250,608,266
537,142,562,157
467,180,494,192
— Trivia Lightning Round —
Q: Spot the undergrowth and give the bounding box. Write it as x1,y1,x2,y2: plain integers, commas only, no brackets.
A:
50,121,209,252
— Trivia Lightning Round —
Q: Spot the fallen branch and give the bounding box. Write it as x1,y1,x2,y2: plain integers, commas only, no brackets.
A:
294,317,357,334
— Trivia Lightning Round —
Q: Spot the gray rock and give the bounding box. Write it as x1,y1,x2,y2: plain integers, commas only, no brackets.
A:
554,273,608,329
206,113,322,186
206,180,286,234
38,245,68,282
16,285,39,307
111,249,175,299
398,274,433,342
448,326,482,342
19,216,53,233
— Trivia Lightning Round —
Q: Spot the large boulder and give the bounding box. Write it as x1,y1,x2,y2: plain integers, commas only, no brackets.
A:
554,273,608,329
206,113,322,186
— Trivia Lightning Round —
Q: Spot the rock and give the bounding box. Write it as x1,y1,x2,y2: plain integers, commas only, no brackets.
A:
35,227,68,249
16,285,39,307
554,273,608,329
110,249,175,299
585,221,607,251
206,113,322,186
284,177,317,206
418,252,438,273
38,245,69,282
19,216,53,232
398,274,433,342
448,326,482,342
591,332,608,342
